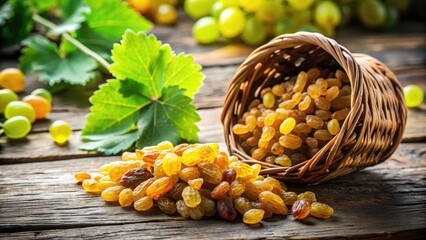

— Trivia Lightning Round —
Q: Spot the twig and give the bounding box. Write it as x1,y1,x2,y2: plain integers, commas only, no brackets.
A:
32,13,111,70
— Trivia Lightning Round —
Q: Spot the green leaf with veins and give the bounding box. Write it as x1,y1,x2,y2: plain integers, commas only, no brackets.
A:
81,31,203,154
50,0,90,35
84,0,152,41
19,36,98,86
82,79,151,140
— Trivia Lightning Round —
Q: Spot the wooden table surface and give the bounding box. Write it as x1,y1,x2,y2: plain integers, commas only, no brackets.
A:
1,18,426,239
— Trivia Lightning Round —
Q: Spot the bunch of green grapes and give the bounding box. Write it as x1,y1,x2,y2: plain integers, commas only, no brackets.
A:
128,0,179,25
184,0,412,46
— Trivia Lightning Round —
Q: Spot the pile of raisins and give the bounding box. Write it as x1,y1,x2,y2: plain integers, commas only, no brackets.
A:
75,142,333,224
232,68,351,166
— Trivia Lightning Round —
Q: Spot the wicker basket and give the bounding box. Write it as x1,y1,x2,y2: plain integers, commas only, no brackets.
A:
221,32,407,184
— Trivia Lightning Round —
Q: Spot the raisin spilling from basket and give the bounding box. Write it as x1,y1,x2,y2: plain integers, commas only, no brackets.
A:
232,68,351,166
75,142,333,225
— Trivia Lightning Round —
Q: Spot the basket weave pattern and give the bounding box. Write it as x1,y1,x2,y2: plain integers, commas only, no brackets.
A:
221,32,407,184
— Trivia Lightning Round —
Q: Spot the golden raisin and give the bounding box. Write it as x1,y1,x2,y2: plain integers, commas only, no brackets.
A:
310,202,334,219
74,172,91,183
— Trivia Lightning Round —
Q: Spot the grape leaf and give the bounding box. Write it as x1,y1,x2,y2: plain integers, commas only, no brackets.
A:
19,36,98,86
80,131,139,155
110,31,204,99
0,0,32,49
50,0,90,35
81,31,204,154
82,79,151,140
84,0,152,41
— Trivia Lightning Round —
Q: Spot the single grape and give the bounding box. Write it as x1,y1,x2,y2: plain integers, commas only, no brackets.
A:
314,0,342,27
274,18,297,36
241,16,267,46
128,0,152,14
2,116,31,139
0,89,18,114
49,120,72,144
184,0,215,19
255,0,284,23
403,85,424,108
287,0,315,10
192,17,220,44
218,7,246,38
357,0,387,28
4,101,36,123
210,1,225,19
0,68,26,93
239,0,263,13
155,4,177,25
23,95,52,120
30,88,52,103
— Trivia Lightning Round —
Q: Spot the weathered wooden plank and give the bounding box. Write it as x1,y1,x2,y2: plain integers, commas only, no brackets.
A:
0,143,424,238
1,105,425,163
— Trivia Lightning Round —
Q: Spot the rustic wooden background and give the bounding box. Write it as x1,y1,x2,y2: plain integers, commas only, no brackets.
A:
0,17,425,239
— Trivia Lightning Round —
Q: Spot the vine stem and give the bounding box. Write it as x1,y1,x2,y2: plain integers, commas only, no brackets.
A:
32,13,111,70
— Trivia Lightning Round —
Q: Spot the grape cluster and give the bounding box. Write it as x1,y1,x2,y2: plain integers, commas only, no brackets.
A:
128,0,179,25
76,142,334,224
185,0,412,45
0,68,72,142
232,68,352,166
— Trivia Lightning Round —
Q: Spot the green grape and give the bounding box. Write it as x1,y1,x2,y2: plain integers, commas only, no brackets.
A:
287,0,315,10
291,9,312,25
0,89,18,114
239,0,263,13
357,0,387,28
4,101,36,123
193,17,220,44
210,1,225,19
403,85,424,108
30,88,52,103
218,7,246,38
274,18,297,36
255,0,284,23
184,0,215,19
242,16,267,46
2,116,31,139
49,120,72,144
314,0,342,27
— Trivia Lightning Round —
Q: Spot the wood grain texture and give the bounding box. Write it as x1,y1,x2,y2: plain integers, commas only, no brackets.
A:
0,143,424,238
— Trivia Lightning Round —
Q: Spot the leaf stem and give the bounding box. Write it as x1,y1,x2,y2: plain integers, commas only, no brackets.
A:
32,13,111,70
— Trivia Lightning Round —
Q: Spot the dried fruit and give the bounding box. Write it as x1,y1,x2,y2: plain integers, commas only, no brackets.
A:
198,163,222,184
182,186,201,208
101,186,125,202
162,153,182,176
243,209,265,224
222,168,237,183
176,200,190,217
210,181,231,200
217,197,237,221
120,167,152,189
134,196,154,211
157,197,177,215
133,178,155,201
292,199,311,220
178,166,201,182
146,176,176,200
74,172,91,183
310,202,334,219
119,188,133,207
259,191,288,215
